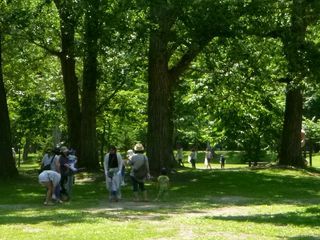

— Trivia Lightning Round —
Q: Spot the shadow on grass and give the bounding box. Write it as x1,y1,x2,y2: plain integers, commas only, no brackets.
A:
203,206,320,228
288,236,320,240
0,167,319,226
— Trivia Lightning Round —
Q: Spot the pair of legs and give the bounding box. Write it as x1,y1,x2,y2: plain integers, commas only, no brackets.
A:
40,181,54,205
191,159,196,169
130,176,147,201
156,188,168,201
178,159,184,167
107,175,122,202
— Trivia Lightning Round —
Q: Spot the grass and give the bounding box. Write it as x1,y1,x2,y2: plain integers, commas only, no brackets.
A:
0,155,320,240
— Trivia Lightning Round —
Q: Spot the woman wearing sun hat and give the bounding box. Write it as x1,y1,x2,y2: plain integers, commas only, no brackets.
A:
128,143,150,201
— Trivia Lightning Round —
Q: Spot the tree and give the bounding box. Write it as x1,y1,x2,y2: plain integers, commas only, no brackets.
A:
279,0,320,166
52,0,81,154
147,0,245,172
80,0,101,170
0,34,18,178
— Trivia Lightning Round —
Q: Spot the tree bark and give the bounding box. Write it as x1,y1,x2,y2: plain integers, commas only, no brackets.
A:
279,0,308,167
279,86,303,166
0,34,18,178
146,1,176,173
80,0,100,170
54,0,81,153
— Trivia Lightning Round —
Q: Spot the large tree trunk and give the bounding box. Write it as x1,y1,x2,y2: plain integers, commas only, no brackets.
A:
147,1,206,173
146,1,176,173
80,0,100,170
279,87,304,166
147,48,174,173
54,0,81,153
0,34,18,178
279,0,307,167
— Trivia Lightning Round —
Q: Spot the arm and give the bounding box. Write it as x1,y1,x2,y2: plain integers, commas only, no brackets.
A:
117,153,123,174
103,154,109,176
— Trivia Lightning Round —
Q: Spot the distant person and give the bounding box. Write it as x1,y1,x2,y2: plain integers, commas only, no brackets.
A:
176,146,184,167
104,146,123,202
220,155,226,169
128,143,150,201
301,128,306,148
189,148,197,169
123,149,134,186
12,148,16,166
156,168,170,201
38,170,61,206
204,148,212,169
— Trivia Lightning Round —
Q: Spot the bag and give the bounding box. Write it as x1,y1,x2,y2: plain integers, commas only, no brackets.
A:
40,155,55,173
42,164,51,171
133,157,147,181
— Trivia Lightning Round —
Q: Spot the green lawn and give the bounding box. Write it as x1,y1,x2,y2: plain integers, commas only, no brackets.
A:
0,157,319,240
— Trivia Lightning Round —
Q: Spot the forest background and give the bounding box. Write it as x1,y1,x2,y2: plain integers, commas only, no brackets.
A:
1,0,320,178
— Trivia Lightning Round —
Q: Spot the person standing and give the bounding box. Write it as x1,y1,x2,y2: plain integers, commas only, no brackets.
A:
220,155,226,169
104,146,123,202
176,146,184,167
189,148,197,169
204,148,212,169
128,143,150,201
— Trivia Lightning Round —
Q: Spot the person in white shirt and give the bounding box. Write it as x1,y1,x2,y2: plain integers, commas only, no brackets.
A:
104,146,123,202
38,170,61,205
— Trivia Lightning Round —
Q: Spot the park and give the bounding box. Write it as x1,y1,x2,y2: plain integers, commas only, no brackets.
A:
1,1,320,239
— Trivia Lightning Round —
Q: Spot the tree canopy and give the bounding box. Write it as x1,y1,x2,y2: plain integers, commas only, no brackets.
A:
1,0,320,177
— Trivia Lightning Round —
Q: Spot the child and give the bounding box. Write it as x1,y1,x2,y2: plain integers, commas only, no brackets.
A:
156,168,170,201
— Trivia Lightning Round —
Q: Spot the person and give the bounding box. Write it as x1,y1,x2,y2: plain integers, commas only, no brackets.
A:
40,148,61,201
189,148,197,169
104,146,123,202
220,155,226,169
176,146,184,167
40,148,60,172
128,143,150,201
59,146,71,201
38,170,61,206
156,168,170,201
301,128,306,148
65,148,84,196
204,148,212,169
122,149,134,186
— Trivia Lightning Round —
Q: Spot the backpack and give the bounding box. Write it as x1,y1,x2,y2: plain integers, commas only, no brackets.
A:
133,156,148,182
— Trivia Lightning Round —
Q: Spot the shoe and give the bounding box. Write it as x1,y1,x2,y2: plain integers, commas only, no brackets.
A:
44,201,54,206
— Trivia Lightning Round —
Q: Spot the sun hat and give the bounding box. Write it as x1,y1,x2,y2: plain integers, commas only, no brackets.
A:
134,143,144,151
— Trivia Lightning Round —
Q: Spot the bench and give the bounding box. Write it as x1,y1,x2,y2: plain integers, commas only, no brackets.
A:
246,161,269,167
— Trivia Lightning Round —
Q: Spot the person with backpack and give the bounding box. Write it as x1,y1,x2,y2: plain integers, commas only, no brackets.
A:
104,146,123,202
128,143,150,201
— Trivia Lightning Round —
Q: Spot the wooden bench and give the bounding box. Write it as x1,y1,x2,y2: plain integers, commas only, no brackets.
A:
246,161,269,167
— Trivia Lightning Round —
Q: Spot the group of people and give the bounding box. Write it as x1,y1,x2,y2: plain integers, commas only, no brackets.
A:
177,147,226,169
38,146,83,205
103,143,169,202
